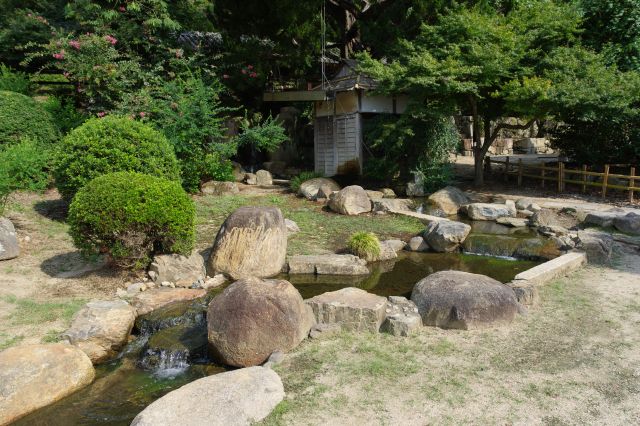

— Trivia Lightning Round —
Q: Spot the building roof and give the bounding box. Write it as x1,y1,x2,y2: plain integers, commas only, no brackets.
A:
314,59,377,92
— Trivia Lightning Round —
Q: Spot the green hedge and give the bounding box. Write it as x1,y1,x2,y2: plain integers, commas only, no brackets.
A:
68,172,195,269
54,116,181,201
0,91,58,145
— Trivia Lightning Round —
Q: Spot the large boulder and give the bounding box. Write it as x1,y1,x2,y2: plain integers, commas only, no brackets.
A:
305,287,388,332
287,254,369,275
577,229,613,264
428,186,470,215
423,220,471,252
131,367,284,426
207,277,314,367
530,208,562,228
255,169,273,186
466,203,516,221
613,212,640,235
299,177,340,200
582,210,624,228
328,185,372,215
411,271,519,329
62,300,136,364
148,251,206,288
231,161,245,182
0,217,19,261
380,296,421,337
0,344,95,424
131,288,206,316
207,207,287,280
201,181,239,196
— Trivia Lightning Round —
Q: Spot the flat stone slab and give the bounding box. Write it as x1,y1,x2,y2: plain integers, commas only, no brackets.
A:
131,367,284,426
131,288,206,316
466,203,516,221
305,287,388,332
512,251,586,287
390,210,447,224
496,217,529,228
287,254,369,275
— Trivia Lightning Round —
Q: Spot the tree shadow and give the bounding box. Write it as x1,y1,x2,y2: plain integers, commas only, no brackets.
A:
40,251,115,278
34,198,69,223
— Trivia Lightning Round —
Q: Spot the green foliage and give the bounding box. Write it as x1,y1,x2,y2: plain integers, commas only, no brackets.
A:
347,231,381,262
581,0,640,71
0,64,31,94
236,113,289,153
68,172,195,269
53,116,181,201
41,96,88,135
118,72,235,192
0,90,58,145
290,171,323,192
0,138,51,196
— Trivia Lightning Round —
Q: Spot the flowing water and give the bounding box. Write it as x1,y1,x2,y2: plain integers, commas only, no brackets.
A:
16,221,548,425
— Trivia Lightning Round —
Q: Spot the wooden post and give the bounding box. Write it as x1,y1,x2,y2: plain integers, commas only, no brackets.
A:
557,161,563,193
541,162,546,189
517,159,523,187
581,165,587,194
504,156,510,183
630,167,636,203
602,164,610,198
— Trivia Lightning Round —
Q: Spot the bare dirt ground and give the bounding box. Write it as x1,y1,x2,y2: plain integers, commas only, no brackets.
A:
265,243,640,425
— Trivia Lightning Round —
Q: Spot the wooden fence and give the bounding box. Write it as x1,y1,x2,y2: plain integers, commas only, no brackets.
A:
485,157,639,202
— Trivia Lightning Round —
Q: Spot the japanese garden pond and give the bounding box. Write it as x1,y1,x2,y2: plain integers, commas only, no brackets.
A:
17,223,547,426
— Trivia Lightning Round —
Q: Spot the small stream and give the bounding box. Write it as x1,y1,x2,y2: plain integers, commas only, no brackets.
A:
16,220,547,426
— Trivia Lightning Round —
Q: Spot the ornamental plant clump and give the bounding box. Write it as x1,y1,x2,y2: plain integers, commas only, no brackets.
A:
68,172,196,270
53,115,181,201
0,90,58,145
347,232,382,262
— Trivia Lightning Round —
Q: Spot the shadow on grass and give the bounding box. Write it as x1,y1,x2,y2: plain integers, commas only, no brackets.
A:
34,198,69,223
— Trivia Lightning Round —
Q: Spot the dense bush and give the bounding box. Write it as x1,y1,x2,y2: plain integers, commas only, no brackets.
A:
68,172,196,269
0,64,32,94
42,96,88,135
236,113,289,153
0,90,58,145
290,171,322,192
347,231,381,262
54,116,181,201
0,138,51,191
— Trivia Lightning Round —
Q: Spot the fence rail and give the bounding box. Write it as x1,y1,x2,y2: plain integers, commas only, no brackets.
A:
484,157,639,202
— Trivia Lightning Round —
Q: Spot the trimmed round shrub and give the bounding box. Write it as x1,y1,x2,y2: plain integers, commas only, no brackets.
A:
0,90,58,145
68,172,196,269
54,116,181,201
347,232,381,262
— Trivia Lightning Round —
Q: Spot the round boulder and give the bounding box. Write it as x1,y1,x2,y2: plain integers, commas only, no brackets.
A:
0,344,95,424
427,186,470,215
328,185,372,216
207,277,314,367
0,217,19,261
207,207,287,280
411,271,518,330
299,177,340,200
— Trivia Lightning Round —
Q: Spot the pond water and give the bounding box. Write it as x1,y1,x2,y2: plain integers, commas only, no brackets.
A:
17,223,545,426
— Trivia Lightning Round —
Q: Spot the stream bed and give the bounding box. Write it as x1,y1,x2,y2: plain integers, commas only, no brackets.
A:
16,223,546,425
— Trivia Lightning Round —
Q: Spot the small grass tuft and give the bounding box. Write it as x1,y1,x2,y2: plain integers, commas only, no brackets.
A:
347,231,381,262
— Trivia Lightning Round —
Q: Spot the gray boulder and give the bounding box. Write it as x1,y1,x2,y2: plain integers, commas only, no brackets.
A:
428,186,470,215
466,203,516,221
530,208,562,228
149,252,206,288
411,271,519,329
201,181,239,196
577,229,613,264
255,169,273,186
131,367,284,426
515,198,535,211
0,344,95,425
305,287,388,333
407,236,429,252
207,277,314,367
328,185,372,215
62,300,136,364
0,217,19,260
244,173,257,185
365,190,384,200
381,188,396,198
583,210,623,228
207,207,287,280
285,218,300,234
613,212,640,235
423,220,471,252
382,239,407,252
299,177,340,200
287,254,369,275
380,296,421,337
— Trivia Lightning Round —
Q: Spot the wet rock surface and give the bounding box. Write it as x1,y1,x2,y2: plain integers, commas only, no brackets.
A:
131,288,206,316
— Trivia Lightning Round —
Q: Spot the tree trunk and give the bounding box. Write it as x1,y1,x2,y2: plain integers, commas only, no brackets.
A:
470,98,484,186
